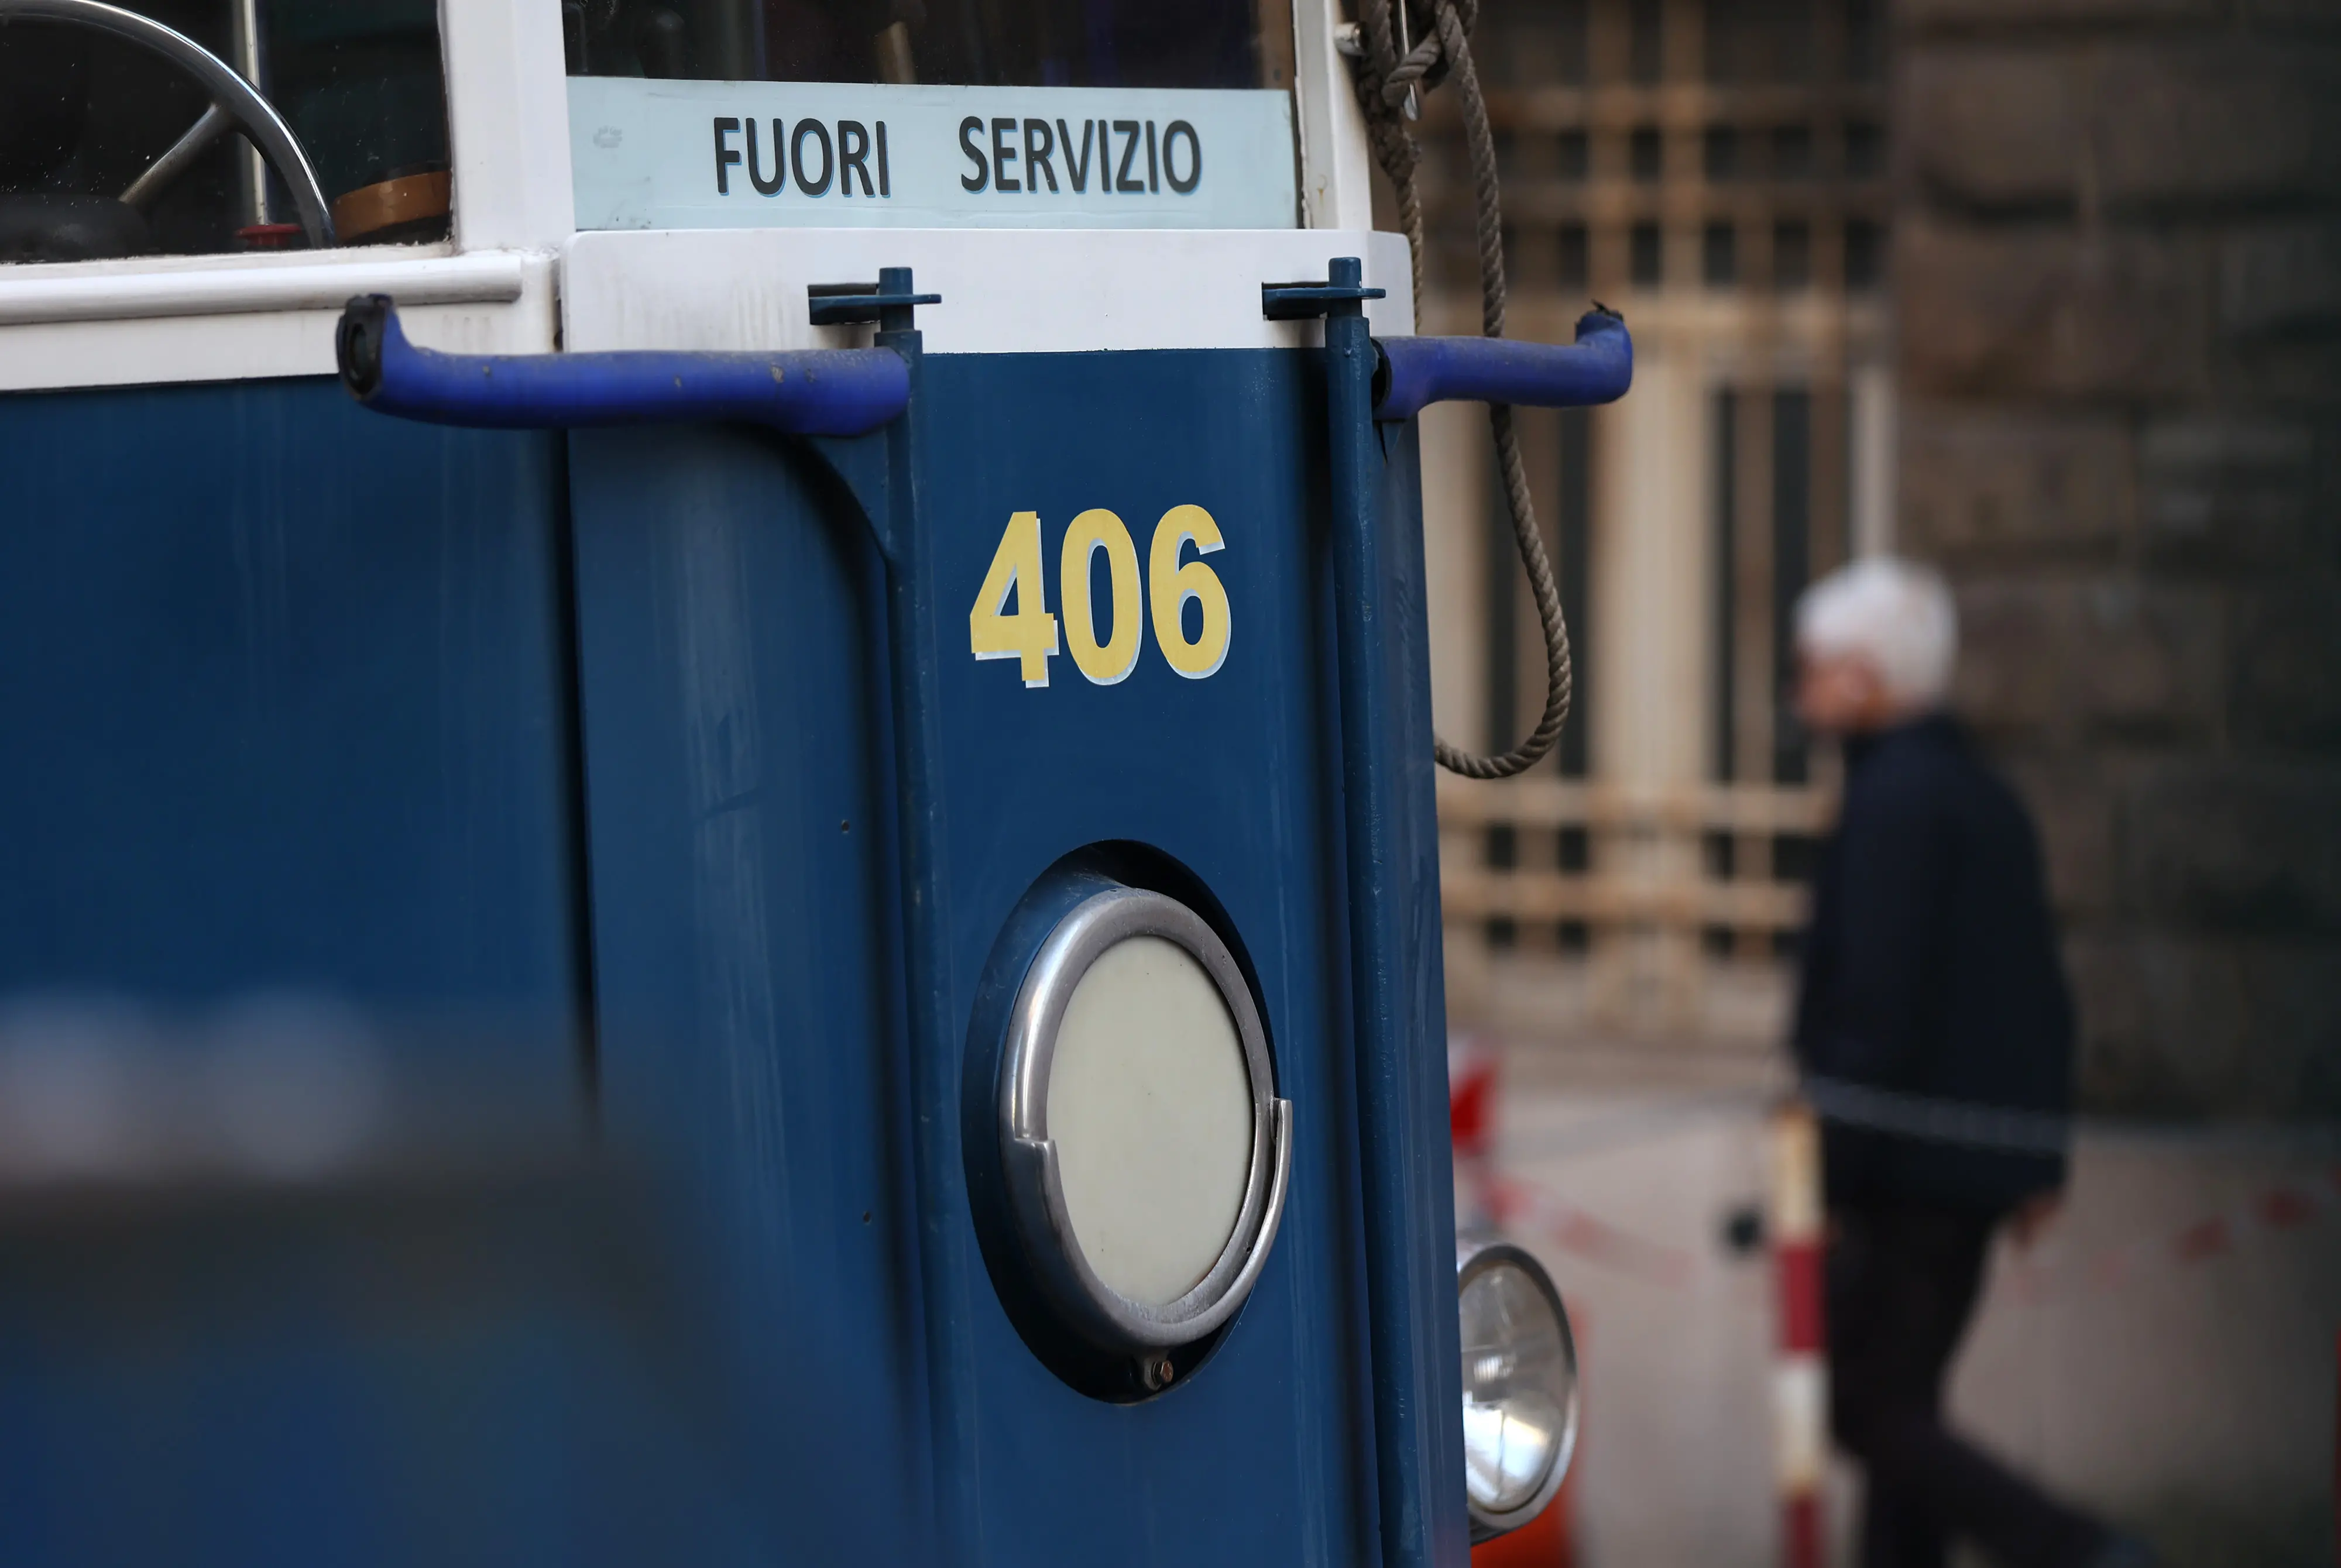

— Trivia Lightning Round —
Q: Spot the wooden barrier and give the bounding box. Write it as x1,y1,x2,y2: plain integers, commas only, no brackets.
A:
1437,775,1834,1037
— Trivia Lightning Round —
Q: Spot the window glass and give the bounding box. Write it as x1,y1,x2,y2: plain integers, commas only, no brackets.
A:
0,1,449,264
562,0,1291,91
1556,222,1587,289
1628,126,1660,183
1556,129,1587,181
1843,119,1882,179
563,0,1301,231
1772,219,1807,290
1629,221,1661,287
1845,219,1885,290
1628,0,1660,84
1701,219,1735,287
1769,123,1810,180
1701,125,1736,182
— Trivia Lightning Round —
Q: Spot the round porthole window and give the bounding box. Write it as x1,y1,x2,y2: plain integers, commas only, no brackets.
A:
992,878,1290,1370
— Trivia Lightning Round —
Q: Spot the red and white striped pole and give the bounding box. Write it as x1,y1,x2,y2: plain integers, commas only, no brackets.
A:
1768,1099,1828,1568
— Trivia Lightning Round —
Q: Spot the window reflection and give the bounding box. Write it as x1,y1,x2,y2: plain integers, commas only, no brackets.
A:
561,0,1290,91
0,1,449,264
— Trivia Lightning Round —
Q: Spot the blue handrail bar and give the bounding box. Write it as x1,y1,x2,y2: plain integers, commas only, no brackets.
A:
335,297,911,438
1373,308,1631,421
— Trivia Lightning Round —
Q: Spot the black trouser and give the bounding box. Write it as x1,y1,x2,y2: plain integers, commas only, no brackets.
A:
1827,1203,2107,1568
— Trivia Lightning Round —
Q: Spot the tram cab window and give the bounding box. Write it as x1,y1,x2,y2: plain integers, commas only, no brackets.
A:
0,0,450,264
561,0,1294,92
564,0,1300,230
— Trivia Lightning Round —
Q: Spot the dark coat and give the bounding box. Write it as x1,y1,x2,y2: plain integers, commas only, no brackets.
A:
1793,713,2075,1216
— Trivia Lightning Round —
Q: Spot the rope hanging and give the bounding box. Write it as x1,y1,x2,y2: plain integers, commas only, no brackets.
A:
1349,0,1575,780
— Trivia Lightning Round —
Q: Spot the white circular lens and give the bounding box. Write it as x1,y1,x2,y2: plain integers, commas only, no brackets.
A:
992,879,1291,1361
1458,1252,1577,1521
1047,934,1255,1306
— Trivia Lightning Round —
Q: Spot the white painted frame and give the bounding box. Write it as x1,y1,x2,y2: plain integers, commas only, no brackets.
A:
1292,0,1374,229
0,0,1388,392
0,0,574,393
564,226,1411,355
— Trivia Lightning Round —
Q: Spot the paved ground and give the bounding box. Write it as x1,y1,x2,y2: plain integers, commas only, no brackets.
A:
1473,1036,2341,1568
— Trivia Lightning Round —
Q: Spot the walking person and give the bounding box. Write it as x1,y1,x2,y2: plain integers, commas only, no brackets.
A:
1788,559,2151,1568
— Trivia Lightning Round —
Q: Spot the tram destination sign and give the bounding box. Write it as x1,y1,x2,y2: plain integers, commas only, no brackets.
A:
569,79,1298,232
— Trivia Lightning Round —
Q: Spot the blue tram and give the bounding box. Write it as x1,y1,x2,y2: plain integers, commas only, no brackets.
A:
0,2,1625,1563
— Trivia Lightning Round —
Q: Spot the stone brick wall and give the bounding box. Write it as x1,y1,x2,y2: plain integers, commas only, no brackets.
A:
1896,0,2341,1114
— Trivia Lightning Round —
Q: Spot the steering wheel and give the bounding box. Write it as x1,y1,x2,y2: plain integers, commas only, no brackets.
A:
0,0,335,248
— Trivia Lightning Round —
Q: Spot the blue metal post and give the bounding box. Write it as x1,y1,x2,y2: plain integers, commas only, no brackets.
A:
1320,257,1470,1568
867,267,980,1566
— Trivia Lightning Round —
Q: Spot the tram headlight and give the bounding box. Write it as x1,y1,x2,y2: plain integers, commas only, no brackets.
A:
1457,1235,1580,1541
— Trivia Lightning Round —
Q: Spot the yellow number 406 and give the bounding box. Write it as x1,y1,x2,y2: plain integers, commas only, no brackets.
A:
969,504,1231,689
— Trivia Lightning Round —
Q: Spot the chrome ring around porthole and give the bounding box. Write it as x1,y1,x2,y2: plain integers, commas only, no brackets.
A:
997,884,1292,1357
